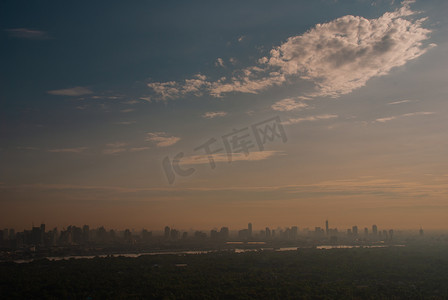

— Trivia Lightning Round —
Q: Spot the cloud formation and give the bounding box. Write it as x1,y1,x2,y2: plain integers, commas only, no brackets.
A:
147,1,433,100
181,151,284,166
202,111,227,119
271,98,308,111
387,99,413,105
47,87,93,96
146,132,180,147
283,114,338,125
5,28,51,40
375,111,435,123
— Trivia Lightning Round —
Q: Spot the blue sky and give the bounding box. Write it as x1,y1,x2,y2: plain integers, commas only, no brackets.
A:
1,0,447,230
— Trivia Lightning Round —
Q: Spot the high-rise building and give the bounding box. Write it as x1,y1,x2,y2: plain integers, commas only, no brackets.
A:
164,226,171,239
220,227,229,240
372,225,378,235
248,223,252,238
265,227,271,239
325,220,329,235
291,226,298,240
352,226,358,236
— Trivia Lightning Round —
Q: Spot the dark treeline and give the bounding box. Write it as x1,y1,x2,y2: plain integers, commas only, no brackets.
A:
1,245,448,299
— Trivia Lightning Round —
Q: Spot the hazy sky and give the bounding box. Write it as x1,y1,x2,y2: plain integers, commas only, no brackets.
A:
1,0,447,231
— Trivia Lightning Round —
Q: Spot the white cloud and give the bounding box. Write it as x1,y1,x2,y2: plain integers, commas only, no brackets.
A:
139,97,152,102
215,58,225,67
283,114,338,125
47,87,93,96
264,1,433,98
120,108,134,113
387,99,414,105
5,28,51,40
102,148,127,155
102,142,127,154
48,147,87,153
202,111,227,119
146,132,180,147
271,98,308,111
375,111,435,123
147,1,433,100
124,100,140,105
147,74,210,100
181,151,283,165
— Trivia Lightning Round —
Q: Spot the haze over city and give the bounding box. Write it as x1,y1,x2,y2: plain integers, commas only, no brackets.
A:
1,0,448,231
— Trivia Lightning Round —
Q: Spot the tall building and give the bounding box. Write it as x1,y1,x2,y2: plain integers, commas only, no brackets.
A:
291,226,298,240
265,227,271,239
325,220,329,235
372,224,378,235
164,226,171,239
352,226,358,236
220,227,229,240
248,223,252,238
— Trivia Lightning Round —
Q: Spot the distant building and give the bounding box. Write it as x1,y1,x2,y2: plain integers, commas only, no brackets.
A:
164,226,170,239
372,225,378,235
248,223,252,238
352,226,358,236
265,227,271,239
325,220,329,235
220,227,229,240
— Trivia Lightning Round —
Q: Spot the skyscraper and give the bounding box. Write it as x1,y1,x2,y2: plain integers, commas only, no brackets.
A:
325,220,329,235
164,226,171,239
248,223,252,238
372,224,378,235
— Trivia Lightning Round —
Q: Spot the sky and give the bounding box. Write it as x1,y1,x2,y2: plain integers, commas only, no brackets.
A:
1,0,447,231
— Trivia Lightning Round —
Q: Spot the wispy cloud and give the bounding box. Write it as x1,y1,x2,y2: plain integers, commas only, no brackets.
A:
147,74,209,100
215,58,225,68
271,98,308,111
202,111,227,119
146,132,180,147
181,151,284,165
120,108,134,113
47,87,93,96
48,147,87,153
102,142,127,155
102,148,127,155
375,111,435,123
283,114,338,125
5,28,51,40
147,1,433,100
387,99,414,105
